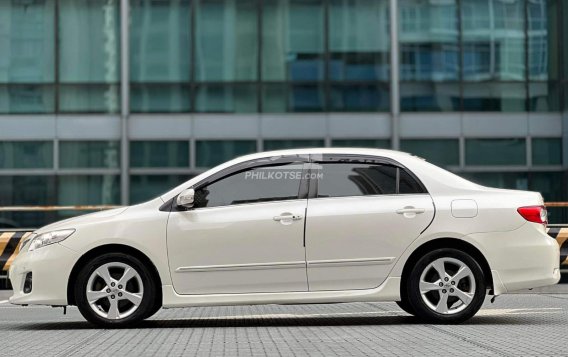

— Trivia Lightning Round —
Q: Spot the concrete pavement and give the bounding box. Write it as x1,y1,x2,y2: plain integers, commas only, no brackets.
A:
0,290,567,356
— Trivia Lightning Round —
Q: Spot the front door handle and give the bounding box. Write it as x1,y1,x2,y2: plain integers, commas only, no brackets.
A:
396,206,426,216
273,213,303,222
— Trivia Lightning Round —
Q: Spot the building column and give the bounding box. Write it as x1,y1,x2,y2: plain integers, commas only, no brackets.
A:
120,0,130,205
389,0,400,150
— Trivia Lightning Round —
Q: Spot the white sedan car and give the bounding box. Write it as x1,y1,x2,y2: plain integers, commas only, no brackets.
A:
9,148,560,327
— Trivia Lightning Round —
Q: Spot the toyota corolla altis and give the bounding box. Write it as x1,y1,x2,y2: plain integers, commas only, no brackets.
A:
9,149,560,327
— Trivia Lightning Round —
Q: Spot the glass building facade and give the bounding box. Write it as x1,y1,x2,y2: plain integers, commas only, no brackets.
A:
0,0,566,227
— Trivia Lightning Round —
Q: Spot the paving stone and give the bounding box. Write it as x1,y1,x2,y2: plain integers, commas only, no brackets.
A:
0,294,566,357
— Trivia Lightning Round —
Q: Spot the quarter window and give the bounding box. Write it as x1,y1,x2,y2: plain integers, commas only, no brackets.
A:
399,168,426,194
194,163,304,208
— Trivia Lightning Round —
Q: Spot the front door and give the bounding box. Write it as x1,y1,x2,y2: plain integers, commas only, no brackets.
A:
167,159,309,294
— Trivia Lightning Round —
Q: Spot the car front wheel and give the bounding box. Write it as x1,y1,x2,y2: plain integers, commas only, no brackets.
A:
74,253,157,328
406,248,486,324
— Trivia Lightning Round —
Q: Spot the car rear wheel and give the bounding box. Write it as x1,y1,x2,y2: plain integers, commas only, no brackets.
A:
406,248,486,324
74,253,157,328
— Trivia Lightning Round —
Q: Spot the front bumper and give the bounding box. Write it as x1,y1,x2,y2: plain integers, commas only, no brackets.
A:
9,243,79,306
470,222,560,294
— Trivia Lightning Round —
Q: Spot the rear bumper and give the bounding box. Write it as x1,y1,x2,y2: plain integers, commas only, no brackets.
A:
470,223,560,295
9,243,78,306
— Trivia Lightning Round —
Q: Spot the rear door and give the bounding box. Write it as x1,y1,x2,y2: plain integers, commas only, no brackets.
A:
304,154,435,291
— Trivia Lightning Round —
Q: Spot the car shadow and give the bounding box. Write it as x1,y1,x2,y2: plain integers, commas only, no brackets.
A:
14,314,549,330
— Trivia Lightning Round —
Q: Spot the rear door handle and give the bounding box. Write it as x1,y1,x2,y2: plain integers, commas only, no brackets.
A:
396,207,426,214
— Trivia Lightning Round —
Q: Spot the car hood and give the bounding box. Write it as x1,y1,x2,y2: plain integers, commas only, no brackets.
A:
35,207,129,234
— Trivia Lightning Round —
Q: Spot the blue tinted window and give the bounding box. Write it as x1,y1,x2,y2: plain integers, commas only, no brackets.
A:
400,0,459,81
264,140,324,151
130,0,191,113
195,85,257,113
331,84,389,112
195,0,258,81
59,0,120,113
130,175,192,204
130,0,191,82
60,141,120,169
0,85,55,114
58,175,120,205
263,0,325,81
400,83,461,112
528,82,560,112
290,85,325,112
465,139,526,166
460,172,528,190
329,0,389,81
262,84,327,113
0,142,53,169
532,138,562,165
130,141,189,168
462,0,526,81
462,83,526,112
401,139,459,167
131,84,191,113
196,140,257,168
0,1,55,84
332,139,390,148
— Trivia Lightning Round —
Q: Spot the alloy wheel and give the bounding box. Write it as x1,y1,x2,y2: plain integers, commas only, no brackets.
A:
418,257,476,315
86,262,144,320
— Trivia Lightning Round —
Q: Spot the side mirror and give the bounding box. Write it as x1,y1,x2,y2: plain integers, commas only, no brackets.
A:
176,188,195,208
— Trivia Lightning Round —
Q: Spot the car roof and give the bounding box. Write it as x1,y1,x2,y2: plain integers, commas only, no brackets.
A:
232,147,414,162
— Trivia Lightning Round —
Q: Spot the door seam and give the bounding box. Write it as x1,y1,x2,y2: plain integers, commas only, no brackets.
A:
303,205,310,291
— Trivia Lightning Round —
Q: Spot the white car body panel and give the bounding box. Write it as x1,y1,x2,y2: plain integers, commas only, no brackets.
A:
167,199,309,294
305,194,434,291
8,148,560,309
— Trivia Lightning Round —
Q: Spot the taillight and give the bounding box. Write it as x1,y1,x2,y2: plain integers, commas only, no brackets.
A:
517,206,548,226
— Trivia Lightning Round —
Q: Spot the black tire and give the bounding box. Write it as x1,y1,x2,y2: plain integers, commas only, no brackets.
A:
406,248,486,324
143,301,162,320
74,253,157,328
395,300,416,316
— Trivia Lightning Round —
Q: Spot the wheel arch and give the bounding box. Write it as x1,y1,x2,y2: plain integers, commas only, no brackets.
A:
400,238,494,299
66,244,163,307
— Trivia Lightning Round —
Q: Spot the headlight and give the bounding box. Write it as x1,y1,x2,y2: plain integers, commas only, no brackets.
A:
19,233,36,251
28,229,75,251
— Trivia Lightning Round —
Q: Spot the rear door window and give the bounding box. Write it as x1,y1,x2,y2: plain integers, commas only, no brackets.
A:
313,162,426,198
315,163,397,198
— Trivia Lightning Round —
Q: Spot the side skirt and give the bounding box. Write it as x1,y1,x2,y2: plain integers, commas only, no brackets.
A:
161,277,402,308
